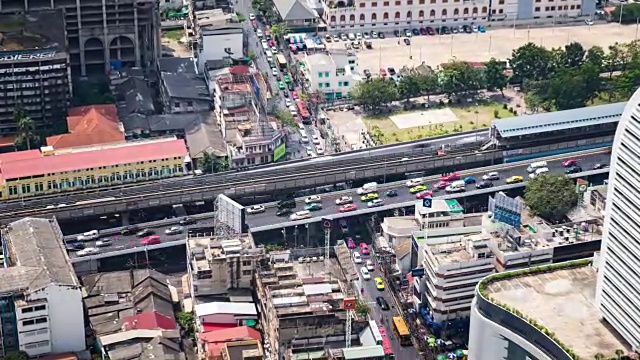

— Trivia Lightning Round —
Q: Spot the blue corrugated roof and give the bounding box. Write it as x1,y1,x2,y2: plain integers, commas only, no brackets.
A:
492,102,626,138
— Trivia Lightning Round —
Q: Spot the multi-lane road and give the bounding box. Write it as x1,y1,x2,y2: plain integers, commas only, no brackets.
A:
245,148,611,228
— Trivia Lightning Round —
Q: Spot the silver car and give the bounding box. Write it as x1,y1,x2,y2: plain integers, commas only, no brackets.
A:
164,226,184,235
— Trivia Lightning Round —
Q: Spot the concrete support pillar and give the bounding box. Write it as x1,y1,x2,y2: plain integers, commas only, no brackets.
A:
121,211,131,226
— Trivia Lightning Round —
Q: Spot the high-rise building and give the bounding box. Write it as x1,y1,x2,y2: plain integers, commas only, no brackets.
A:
595,89,640,352
0,0,160,77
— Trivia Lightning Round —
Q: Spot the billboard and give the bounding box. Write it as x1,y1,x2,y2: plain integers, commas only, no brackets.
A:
488,192,523,228
216,194,244,235
0,50,58,62
273,142,286,161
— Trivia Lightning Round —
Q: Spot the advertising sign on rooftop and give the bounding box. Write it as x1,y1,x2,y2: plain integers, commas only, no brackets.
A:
488,192,523,228
273,142,286,162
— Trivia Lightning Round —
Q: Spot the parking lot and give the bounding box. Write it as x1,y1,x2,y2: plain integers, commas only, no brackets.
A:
325,23,640,75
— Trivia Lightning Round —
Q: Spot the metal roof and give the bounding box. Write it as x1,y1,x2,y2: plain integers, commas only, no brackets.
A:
492,102,626,138
302,283,332,295
342,345,385,359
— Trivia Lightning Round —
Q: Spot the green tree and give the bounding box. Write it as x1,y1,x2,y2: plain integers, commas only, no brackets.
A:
274,108,297,127
200,152,229,174
585,45,605,71
594,353,605,360
308,89,324,116
613,67,640,99
524,175,579,222
4,352,28,360
615,349,625,360
563,42,585,68
14,107,40,151
544,63,601,110
418,72,439,100
270,23,290,41
484,58,508,96
176,311,195,341
349,78,397,110
355,299,370,316
604,43,625,78
611,3,640,24
439,59,485,99
509,42,554,83
397,74,422,101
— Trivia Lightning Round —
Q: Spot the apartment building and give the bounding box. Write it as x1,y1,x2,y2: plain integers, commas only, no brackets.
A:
0,218,85,357
417,198,603,322
0,0,160,76
209,65,285,168
321,0,594,30
186,235,264,298
255,252,367,360
0,137,188,200
303,51,360,101
0,10,70,140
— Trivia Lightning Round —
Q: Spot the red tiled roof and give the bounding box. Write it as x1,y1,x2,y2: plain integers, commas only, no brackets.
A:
0,139,188,181
199,326,261,344
121,311,177,331
229,65,250,75
46,105,124,149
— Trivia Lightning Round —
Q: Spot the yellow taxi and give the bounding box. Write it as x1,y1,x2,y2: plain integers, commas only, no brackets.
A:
361,192,379,202
409,184,428,194
375,277,385,290
506,175,524,184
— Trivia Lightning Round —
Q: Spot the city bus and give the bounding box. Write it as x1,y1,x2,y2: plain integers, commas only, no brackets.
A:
276,54,287,69
378,326,395,359
295,100,311,123
392,316,412,346
369,320,383,345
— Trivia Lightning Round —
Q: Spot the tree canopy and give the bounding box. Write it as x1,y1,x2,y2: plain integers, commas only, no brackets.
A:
524,175,579,222
611,3,640,24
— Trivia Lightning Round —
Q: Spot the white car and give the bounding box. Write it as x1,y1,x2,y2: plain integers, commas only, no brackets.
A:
363,32,371,39
77,230,99,241
249,13,256,20
366,260,375,271
290,210,311,220
347,33,356,40
368,199,384,207
406,178,423,187
482,172,500,181
164,226,184,235
256,29,263,38
471,25,478,32
356,33,363,40
361,267,371,280
95,239,113,247
585,18,594,25
371,31,378,38
404,29,412,37
271,68,278,76
333,34,341,42
246,205,266,214
297,123,305,130
77,247,100,257
340,33,348,41
316,145,325,155
312,135,321,145
305,146,314,156
529,167,549,179
305,195,322,204
289,105,297,113
335,196,353,205
285,99,293,107
353,251,363,264
271,46,278,53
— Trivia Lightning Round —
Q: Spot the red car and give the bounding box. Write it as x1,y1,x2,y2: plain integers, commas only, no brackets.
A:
442,172,461,181
433,181,450,189
267,39,276,47
339,204,358,213
360,243,370,255
346,237,356,249
416,190,434,199
380,68,387,77
426,26,435,35
562,159,577,167
291,91,299,100
141,235,161,245
419,27,427,35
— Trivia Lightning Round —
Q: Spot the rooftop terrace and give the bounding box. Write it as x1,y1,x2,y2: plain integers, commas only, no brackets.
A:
0,10,66,53
483,263,629,359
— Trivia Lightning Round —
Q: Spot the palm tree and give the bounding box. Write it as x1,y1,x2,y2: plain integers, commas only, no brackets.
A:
270,22,289,43
594,353,606,360
615,349,625,360
14,106,36,150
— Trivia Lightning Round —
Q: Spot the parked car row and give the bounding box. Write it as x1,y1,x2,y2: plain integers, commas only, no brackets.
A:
325,24,486,45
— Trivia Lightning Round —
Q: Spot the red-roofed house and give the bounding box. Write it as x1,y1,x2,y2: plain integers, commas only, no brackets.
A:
121,311,177,331
198,326,261,360
46,105,125,149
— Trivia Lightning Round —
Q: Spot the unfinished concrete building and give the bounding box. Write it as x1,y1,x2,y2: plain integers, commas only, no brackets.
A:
0,0,161,76
186,235,264,298
255,252,367,360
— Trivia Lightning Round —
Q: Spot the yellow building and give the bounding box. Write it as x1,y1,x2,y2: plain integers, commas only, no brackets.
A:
0,137,189,200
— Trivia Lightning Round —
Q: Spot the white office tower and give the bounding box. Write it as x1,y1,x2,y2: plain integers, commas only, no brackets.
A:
595,88,640,351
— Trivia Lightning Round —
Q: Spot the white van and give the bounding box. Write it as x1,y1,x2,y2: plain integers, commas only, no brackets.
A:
529,167,549,179
265,50,273,62
527,161,548,173
445,180,466,193
356,182,378,195
353,252,362,264
300,130,309,143
77,230,99,241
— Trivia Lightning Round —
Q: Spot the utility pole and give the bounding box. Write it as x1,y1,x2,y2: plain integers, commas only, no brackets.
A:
322,218,331,264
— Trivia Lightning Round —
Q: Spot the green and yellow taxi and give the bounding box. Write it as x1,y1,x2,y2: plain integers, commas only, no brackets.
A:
506,175,524,184
278,81,285,90
409,184,428,194
284,75,292,83
361,192,379,202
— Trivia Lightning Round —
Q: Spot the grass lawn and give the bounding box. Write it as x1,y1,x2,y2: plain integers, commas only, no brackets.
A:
161,29,183,41
363,101,515,144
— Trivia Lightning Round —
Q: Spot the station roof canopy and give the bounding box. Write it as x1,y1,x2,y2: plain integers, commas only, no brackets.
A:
492,102,626,138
